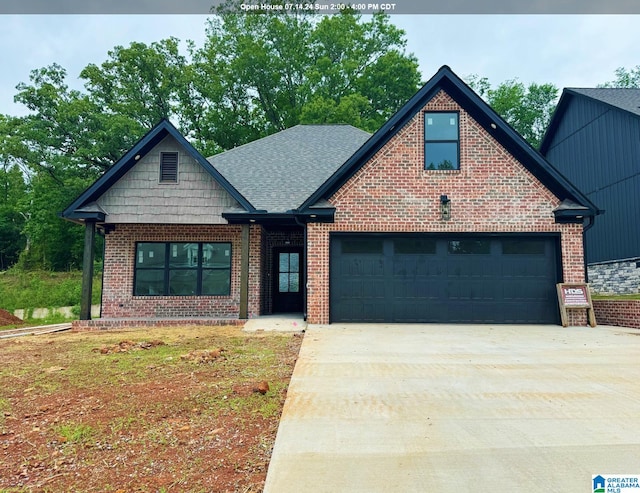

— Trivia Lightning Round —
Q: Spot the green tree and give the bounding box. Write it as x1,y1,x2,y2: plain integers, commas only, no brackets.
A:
0,115,28,270
467,75,558,148
599,65,640,88
187,10,420,153
5,10,420,270
81,38,190,130
0,162,26,270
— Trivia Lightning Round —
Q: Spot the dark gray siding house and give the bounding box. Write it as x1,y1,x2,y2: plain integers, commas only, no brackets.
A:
540,88,640,294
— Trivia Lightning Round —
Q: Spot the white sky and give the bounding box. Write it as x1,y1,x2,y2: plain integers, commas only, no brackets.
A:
0,14,638,116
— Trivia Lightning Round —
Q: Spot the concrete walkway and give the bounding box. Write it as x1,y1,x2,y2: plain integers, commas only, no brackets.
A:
243,314,307,333
264,324,640,492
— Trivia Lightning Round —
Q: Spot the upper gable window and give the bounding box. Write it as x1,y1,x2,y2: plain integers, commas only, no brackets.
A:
160,152,179,183
424,112,459,170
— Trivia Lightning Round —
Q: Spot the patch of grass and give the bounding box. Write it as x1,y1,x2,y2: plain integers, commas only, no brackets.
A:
0,268,101,312
592,293,640,300
0,326,302,492
55,422,96,445
0,397,10,428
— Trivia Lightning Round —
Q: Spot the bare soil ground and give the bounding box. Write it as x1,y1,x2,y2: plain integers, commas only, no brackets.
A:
0,309,24,327
0,325,303,493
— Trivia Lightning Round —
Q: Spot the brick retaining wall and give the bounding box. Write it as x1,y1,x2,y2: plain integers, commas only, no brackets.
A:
72,318,245,331
592,300,640,329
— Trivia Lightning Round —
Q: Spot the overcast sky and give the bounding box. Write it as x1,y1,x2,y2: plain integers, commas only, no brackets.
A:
0,14,638,117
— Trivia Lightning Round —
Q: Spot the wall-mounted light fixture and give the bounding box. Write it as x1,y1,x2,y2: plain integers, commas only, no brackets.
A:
440,194,451,221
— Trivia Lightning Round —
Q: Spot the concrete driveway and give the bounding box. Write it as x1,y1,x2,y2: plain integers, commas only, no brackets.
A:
264,324,640,492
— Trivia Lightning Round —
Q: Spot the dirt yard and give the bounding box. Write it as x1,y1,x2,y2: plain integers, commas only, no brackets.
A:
0,325,303,492
0,309,24,327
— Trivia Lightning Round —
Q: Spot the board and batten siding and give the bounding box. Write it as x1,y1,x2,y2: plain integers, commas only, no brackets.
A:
96,135,240,224
543,96,640,263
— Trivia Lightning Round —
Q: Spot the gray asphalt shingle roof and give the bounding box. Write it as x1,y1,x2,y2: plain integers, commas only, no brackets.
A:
569,88,640,117
208,124,371,213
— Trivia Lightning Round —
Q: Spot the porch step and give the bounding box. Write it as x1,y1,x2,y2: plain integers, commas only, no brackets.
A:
243,314,307,333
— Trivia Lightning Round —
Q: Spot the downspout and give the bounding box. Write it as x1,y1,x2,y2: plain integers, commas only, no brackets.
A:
582,215,595,283
293,214,308,321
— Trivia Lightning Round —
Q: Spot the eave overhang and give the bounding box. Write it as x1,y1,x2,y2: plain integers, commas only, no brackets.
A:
222,208,335,225
553,199,599,224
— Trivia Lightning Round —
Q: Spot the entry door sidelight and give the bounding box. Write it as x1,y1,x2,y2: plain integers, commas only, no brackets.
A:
273,248,303,313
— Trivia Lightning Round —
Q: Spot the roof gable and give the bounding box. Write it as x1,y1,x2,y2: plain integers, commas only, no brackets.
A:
62,119,254,221
209,125,371,213
568,88,640,117
540,87,640,154
300,65,599,216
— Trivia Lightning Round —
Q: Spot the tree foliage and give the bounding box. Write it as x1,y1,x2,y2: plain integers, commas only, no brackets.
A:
186,10,420,155
598,65,640,88
0,10,420,271
466,75,559,149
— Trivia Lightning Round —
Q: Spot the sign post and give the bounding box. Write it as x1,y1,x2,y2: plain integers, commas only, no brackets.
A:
556,283,596,327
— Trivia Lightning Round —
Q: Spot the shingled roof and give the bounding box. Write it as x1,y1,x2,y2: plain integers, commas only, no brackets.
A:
208,124,371,213
567,88,640,117
539,87,640,156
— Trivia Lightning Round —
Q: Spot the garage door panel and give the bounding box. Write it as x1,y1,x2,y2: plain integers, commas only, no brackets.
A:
447,257,494,278
338,279,385,299
501,279,553,300
393,256,442,277
330,235,559,324
340,258,384,276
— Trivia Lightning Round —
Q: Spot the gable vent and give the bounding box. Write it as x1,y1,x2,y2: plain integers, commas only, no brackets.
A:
160,152,178,183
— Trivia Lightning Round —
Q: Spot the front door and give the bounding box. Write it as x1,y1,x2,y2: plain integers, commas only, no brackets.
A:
273,247,303,313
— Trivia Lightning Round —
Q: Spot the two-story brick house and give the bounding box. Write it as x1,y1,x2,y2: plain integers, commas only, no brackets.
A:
63,66,599,327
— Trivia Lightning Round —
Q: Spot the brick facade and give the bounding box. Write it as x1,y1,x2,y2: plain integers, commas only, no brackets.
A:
101,223,262,319
306,91,587,325
592,300,640,329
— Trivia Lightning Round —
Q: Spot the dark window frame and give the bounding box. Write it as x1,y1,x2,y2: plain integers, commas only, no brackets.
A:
424,111,460,170
134,242,232,296
159,151,179,183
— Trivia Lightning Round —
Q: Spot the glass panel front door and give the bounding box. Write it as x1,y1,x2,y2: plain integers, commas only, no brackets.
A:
278,253,300,293
273,248,303,313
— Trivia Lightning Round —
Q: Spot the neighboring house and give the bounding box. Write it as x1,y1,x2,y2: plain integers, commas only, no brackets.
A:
540,88,640,294
63,66,599,326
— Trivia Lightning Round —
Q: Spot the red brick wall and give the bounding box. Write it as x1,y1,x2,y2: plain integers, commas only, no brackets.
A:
307,90,586,325
592,300,640,329
101,224,262,319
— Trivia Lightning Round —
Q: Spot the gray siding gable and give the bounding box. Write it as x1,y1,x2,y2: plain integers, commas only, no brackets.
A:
97,135,240,224
569,88,640,117
541,89,640,263
61,119,254,223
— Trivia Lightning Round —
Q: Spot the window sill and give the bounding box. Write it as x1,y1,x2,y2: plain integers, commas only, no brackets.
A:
423,169,462,174
132,294,232,299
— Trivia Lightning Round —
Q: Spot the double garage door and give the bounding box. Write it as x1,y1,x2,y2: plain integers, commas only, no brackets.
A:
330,234,560,324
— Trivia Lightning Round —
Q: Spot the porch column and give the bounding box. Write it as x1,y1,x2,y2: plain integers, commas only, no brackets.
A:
239,224,250,319
80,221,96,320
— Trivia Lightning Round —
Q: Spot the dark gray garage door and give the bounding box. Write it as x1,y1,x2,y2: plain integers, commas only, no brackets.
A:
330,235,560,324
